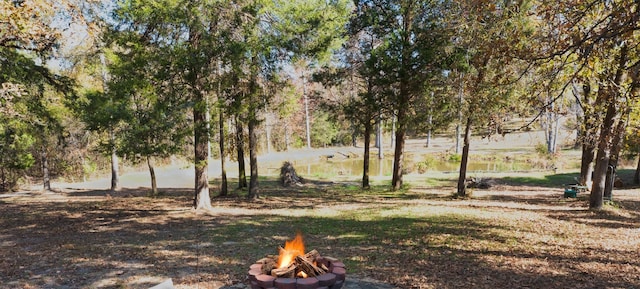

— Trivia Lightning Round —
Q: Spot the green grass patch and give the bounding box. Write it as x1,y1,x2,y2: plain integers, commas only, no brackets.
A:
500,172,580,187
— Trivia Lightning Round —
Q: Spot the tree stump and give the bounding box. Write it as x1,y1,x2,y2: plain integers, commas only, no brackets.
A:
280,161,303,187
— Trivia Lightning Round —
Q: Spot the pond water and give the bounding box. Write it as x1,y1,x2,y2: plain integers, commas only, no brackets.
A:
264,156,545,177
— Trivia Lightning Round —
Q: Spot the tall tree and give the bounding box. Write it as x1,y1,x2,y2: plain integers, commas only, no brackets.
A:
223,0,350,199
1,0,77,191
451,0,532,197
110,0,238,209
531,0,640,209
316,16,388,189
351,0,451,190
105,38,190,196
271,0,351,150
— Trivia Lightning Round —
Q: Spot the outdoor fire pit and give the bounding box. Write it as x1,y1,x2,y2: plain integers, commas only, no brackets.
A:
247,234,346,289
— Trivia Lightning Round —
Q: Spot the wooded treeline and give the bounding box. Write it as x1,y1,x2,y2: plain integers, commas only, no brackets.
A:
1,0,639,210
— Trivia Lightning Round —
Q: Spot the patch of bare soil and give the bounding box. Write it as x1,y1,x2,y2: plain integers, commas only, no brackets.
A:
1,182,639,289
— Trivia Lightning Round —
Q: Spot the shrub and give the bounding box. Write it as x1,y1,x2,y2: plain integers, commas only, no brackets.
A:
448,153,462,162
416,155,438,174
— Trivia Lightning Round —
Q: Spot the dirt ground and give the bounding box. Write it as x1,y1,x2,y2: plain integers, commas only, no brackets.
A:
1,182,639,289
2,131,639,289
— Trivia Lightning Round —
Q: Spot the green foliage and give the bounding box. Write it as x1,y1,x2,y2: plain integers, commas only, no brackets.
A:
310,111,339,147
415,161,431,174
416,155,438,174
534,143,549,156
0,32,77,190
448,153,462,162
265,0,351,64
0,121,36,191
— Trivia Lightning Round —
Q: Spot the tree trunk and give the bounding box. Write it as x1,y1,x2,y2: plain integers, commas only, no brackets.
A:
41,145,50,191
303,72,312,149
591,148,611,210
635,154,640,185
362,120,372,189
247,117,259,199
574,110,582,149
351,120,358,147
375,118,381,148
206,99,212,164
81,154,87,182
194,94,212,210
591,102,617,210
265,110,272,154
391,6,412,191
377,116,383,159
284,123,291,151
590,44,628,210
104,48,119,193
391,112,406,191
457,117,472,197
426,91,433,148
147,156,157,196
578,82,595,187
552,111,560,154
604,117,627,200
579,142,596,188
236,116,247,189
110,141,120,192
219,109,228,196
545,99,556,154
456,73,464,155
391,114,396,149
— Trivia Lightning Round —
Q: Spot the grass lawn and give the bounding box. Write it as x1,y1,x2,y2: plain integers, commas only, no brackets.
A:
1,174,639,289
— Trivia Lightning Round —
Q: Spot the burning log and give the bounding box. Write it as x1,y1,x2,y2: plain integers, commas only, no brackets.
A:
257,258,277,275
304,249,320,260
268,252,327,278
271,263,297,278
295,255,325,277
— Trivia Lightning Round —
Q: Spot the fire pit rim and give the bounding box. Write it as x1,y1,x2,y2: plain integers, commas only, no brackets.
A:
248,256,346,289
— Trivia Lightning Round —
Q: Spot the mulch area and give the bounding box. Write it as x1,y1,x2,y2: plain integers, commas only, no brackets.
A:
1,184,639,289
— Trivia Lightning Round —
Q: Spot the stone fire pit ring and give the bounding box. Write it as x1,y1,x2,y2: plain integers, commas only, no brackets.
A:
248,257,346,289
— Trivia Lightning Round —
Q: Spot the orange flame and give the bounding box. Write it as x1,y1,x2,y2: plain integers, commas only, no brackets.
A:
277,233,305,269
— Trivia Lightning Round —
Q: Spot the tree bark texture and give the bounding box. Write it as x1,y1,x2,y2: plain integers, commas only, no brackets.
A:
590,44,628,210
248,117,259,199
392,6,413,191
235,116,247,189
580,143,596,188
303,72,312,149
391,110,406,191
194,95,212,210
578,82,596,187
635,154,640,185
375,118,381,148
41,146,50,191
591,100,617,209
456,75,464,155
457,117,472,197
219,108,228,196
147,156,157,196
604,117,628,200
110,144,120,192
362,120,372,189
377,117,383,159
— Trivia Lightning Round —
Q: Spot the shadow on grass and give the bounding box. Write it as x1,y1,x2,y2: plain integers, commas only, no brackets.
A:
497,172,580,188
2,188,639,289
495,169,639,190
546,207,640,229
